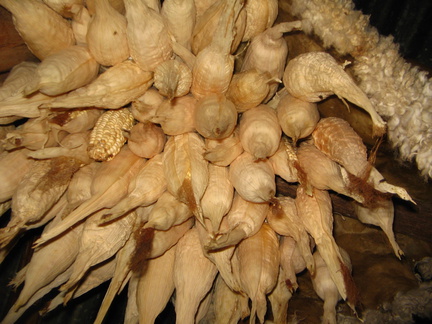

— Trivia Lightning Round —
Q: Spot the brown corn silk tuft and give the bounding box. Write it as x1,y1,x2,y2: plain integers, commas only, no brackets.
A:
340,259,361,314
36,157,82,192
130,225,155,274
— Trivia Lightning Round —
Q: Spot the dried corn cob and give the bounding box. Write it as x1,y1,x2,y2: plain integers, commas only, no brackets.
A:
88,108,134,161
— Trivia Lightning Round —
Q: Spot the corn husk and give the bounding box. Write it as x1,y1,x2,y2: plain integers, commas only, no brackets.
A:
195,93,238,139
24,45,99,97
47,256,117,314
268,266,293,324
42,60,153,109
212,274,250,324
2,116,60,151
201,164,233,232
101,153,166,223
297,142,381,206
124,0,172,72
150,95,197,135
136,244,177,324
205,193,269,250
154,59,192,99
276,93,320,144
0,62,39,101
268,140,298,183
27,131,91,164
296,185,359,311
190,0,241,99
86,0,126,14
71,4,91,45
239,104,281,159
0,92,54,119
311,247,352,324
0,148,34,203
93,216,141,324
143,191,192,231
3,265,74,323
312,117,369,179
0,0,75,60
130,89,164,123
353,198,403,259
194,0,218,17
34,146,145,246
0,157,81,248
48,108,103,134
9,215,84,311
229,151,275,203
268,196,314,274
60,209,136,292
191,0,245,55
162,0,196,50
241,0,278,41
279,235,308,293
235,223,279,324
241,21,302,102
162,132,208,224
226,68,277,112
61,161,100,218
196,218,241,292
86,0,129,66
148,218,194,259
127,122,166,158
203,126,243,166
43,0,84,18
283,52,386,136
174,227,218,324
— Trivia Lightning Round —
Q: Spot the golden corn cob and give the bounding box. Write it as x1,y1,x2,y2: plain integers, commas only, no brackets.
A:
88,108,135,161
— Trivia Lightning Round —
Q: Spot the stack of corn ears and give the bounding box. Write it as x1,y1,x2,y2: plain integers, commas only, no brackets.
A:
0,0,418,323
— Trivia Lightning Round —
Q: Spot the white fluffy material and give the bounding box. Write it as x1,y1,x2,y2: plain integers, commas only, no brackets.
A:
291,0,432,178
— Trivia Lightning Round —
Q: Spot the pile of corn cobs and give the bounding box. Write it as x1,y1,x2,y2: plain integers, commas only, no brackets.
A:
0,0,414,323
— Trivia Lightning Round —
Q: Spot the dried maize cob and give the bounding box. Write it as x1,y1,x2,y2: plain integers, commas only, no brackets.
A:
88,108,135,161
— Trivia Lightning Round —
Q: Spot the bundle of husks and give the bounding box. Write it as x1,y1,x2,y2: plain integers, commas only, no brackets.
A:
0,0,421,323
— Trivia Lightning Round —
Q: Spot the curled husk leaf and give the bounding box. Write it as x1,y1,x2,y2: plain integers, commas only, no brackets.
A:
226,68,275,112
241,21,302,102
190,0,241,99
86,0,129,66
201,164,234,232
236,223,279,324
241,0,278,41
71,4,91,45
191,0,245,55
161,0,196,50
0,0,76,60
150,95,197,135
153,59,192,99
0,149,34,203
276,93,320,144
42,60,153,109
127,122,166,158
24,45,99,97
162,132,208,224
194,93,238,139
203,126,243,166
229,151,275,203
0,62,39,101
124,0,172,72
130,88,164,122
239,104,281,160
